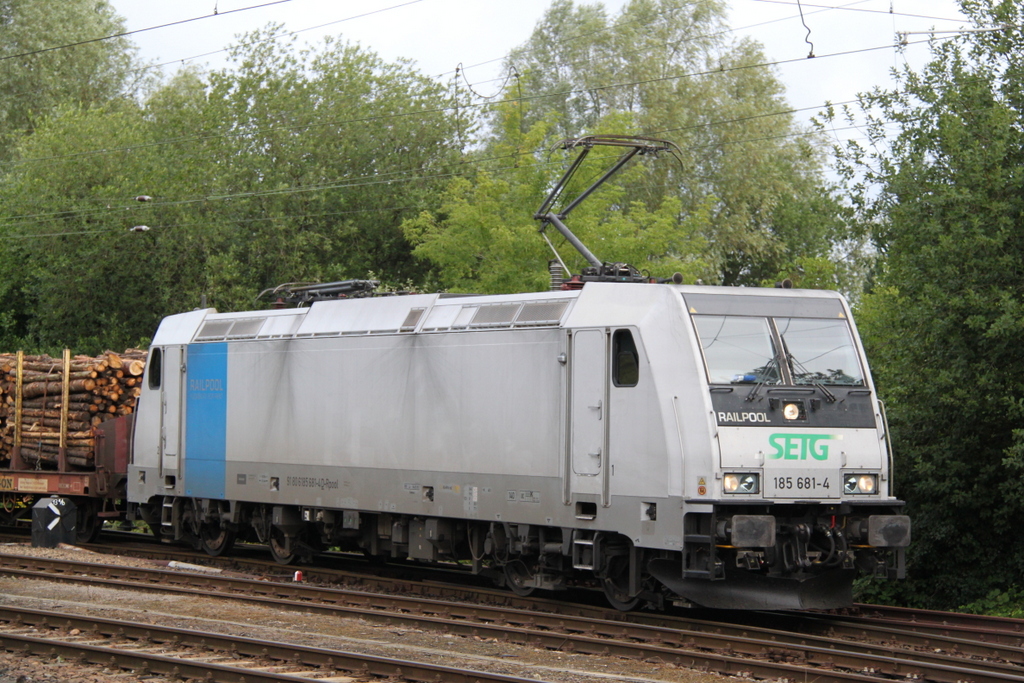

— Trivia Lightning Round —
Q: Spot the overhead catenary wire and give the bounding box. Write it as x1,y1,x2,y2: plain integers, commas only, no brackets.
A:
0,0,965,129
444,0,967,91
750,0,966,24
0,0,973,189
439,0,964,83
4,8,996,201
0,24,990,232
0,4,992,232
0,0,430,114
0,0,294,63
796,0,816,58
0,104,938,240
0,87,848,225
1,0,669,123
0,31,951,178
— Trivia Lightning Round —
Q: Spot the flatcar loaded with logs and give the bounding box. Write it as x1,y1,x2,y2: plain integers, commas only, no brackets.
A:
0,350,143,541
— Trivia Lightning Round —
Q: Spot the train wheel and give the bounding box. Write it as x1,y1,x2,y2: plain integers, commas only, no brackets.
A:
601,555,640,611
602,576,640,611
269,529,296,565
200,525,235,557
503,559,537,597
75,503,102,544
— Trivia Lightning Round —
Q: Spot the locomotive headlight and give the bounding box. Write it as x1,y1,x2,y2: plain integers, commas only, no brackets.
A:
723,473,760,494
843,473,877,494
782,402,801,420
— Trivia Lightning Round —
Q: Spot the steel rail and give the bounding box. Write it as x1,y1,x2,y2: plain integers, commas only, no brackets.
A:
847,603,1024,642
0,553,1020,683
723,610,1024,662
0,604,545,683
33,536,1024,661
18,546,1024,666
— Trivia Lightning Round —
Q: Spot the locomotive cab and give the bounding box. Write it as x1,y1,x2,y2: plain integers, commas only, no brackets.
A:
647,289,910,609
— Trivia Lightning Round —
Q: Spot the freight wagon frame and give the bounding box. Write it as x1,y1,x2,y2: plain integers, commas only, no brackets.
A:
0,350,132,541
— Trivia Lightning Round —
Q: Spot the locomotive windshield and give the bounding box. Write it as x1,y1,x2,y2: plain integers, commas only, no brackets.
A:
694,314,864,387
776,317,864,386
694,316,781,385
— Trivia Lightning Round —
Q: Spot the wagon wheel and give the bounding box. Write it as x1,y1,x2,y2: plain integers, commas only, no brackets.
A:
75,502,103,544
268,528,297,565
503,559,537,597
601,554,640,611
200,524,236,557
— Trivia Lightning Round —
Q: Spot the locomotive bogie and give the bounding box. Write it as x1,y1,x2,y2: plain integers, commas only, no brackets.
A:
128,283,909,610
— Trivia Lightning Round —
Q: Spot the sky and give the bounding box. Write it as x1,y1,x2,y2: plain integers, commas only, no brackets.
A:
108,0,972,143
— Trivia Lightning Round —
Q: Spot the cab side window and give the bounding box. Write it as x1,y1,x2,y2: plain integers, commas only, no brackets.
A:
612,329,639,387
148,347,162,390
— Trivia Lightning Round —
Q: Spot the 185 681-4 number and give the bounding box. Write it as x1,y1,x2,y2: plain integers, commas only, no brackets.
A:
773,476,830,492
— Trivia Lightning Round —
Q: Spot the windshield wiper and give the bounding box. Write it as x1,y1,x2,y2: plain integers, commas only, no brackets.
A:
788,355,837,403
745,356,779,402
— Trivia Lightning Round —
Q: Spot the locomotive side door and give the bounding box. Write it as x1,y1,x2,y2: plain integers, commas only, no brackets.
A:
159,344,185,482
569,329,609,499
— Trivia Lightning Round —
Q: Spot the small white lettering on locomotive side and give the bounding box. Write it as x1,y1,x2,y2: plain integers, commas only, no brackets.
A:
719,411,769,423
189,378,224,392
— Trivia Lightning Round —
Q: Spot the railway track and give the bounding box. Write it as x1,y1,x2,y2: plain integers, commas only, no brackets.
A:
0,603,541,683
77,535,1024,651
0,547,1021,683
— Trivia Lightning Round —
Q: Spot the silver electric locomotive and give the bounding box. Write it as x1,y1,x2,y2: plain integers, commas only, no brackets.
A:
127,137,909,609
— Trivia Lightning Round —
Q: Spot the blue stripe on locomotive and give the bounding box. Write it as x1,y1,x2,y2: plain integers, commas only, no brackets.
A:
184,343,228,499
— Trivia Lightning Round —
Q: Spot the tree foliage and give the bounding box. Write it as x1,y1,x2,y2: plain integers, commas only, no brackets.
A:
403,104,713,293
488,0,845,288
0,0,850,353
0,25,461,352
829,0,1024,608
0,0,142,162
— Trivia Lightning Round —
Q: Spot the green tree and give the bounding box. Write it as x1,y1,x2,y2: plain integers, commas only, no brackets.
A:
403,100,713,293
511,0,845,285
203,28,462,292
411,0,847,290
0,99,180,352
828,0,1024,608
0,28,462,351
0,0,142,163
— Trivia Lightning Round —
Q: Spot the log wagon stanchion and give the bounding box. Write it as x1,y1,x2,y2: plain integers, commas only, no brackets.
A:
0,349,141,542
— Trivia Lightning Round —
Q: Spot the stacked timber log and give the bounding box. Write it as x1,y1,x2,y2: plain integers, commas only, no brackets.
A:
0,349,147,470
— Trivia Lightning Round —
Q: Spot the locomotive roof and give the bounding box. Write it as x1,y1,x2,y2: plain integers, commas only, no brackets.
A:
151,283,849,347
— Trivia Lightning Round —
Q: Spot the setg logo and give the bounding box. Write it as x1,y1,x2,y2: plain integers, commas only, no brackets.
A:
768,433,839,461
